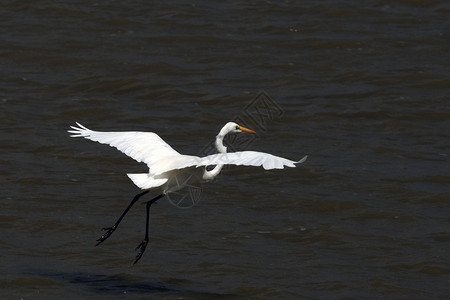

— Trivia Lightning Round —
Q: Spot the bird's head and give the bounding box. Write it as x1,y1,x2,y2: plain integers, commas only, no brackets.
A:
215,122,257,154
221,122,256,136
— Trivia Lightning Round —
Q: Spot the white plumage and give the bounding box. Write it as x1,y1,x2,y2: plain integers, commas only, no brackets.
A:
68,121,307,264
68,122,307,192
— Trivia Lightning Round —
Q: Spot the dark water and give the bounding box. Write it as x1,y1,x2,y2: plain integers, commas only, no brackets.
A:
1,1,449,299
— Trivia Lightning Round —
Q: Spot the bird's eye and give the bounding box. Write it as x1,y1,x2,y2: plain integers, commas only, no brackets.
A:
235,126,240,130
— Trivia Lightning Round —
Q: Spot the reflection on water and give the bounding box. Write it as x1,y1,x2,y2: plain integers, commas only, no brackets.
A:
41,271,180,295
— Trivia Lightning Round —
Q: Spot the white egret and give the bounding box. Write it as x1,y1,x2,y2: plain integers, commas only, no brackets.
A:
68,121,307,264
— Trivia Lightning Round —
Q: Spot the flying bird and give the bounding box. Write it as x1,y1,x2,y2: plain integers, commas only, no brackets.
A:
68,122,307,264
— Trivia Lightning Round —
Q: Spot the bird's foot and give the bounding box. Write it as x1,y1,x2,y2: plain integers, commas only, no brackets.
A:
96,226,116,246
133,239,148,264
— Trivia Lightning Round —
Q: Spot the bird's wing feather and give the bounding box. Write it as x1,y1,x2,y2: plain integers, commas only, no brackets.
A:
150,155,202,176
200,151,307,170
151,151,307,175
68,122,180,168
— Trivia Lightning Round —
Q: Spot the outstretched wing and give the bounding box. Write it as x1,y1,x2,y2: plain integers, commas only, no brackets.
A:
68,122,181,168
150,151,307,175
200,151,307,170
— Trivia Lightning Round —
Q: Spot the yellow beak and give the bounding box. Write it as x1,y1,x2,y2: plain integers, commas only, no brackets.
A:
238,126,256,134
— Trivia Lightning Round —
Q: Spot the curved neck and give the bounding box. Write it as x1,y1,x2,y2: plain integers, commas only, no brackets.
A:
203,133,226,180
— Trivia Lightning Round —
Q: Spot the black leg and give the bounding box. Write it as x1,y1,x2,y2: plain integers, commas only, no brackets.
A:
96,190,149,246
134,193,165,264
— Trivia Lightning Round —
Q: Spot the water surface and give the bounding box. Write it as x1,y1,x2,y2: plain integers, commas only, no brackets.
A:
1,1,449,299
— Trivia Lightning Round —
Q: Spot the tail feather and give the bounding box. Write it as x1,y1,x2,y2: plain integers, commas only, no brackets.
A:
127,173,167,190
